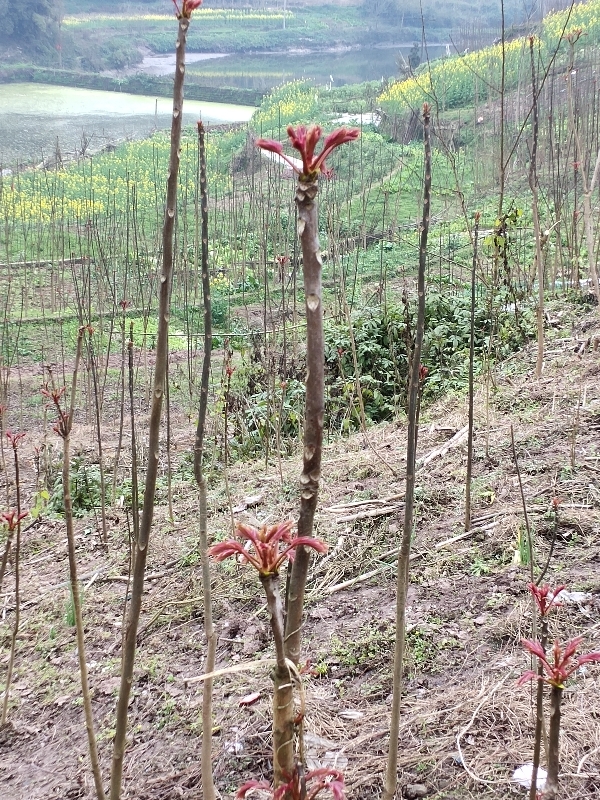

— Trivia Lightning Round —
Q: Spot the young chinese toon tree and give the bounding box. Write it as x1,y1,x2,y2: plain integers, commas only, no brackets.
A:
1,430,28,729
256,123,360,669
41,331,105,800
193,118,217,800
208,124,359,798
110,1,202,797
384,103,431,800
210,520,328,792
519,627,600,800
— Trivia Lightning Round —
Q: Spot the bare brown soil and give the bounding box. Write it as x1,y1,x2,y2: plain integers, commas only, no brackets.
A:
0,303,599,800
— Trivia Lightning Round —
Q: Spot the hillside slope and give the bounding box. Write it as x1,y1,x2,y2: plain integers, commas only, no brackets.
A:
0,299,598,799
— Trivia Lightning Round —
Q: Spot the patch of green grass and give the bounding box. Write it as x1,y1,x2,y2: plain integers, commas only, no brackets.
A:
469,556,492,577
330,621,395,673
406,627,439,670
157,696,179,729
65,591,76,627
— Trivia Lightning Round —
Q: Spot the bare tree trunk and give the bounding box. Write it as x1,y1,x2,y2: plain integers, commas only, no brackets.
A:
581,149,600,300
529,37,545,379
544,685,563,800
112,310,128,502
1,441,23,726
529,617,549,800
193,120,216,800
261,573,295,788
65,334,106,800
498,0,506,218
565,32,599,298
383,104,431,800
284,173,324,667
465,213,480,531
87,331,108,544
127,322,140,571
48,331,106,799
109,16,190,800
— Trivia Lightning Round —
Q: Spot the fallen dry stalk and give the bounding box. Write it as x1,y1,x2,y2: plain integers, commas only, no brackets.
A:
417,424,468,467
456,671,515,787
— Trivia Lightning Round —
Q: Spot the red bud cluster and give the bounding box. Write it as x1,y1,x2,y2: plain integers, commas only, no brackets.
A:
257,125,360,180
209,521,327,577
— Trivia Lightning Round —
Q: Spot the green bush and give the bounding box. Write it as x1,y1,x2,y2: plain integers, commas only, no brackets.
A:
324,290,535,427
210,292,229,327
325,303,408,427
49,456,103,517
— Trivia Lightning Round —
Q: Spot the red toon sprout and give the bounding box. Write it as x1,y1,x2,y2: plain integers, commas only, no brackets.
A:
237,767,345,800
41,385,66,406
41,385,70,439
172,0,202,18
1,509,29,531
209,520,327,576
518,636,600,689
528,582,566,617
256,125,360,180
6,430,26,450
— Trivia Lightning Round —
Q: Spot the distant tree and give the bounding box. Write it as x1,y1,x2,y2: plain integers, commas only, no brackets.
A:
0,0,61,57
408,43,421,70
368,0,404,25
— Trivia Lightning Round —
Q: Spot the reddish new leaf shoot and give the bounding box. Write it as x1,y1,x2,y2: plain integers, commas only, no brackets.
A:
1,509,29,531
236,767,345,800
519,636,600,689
257,125,360,180
528,582,565,617
172,0,202,18
209,521,327,577
5,430,26,450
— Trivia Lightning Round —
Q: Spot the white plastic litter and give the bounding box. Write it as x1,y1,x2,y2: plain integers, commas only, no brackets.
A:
512,763,547,790
554,589,592,604
338,710,364,720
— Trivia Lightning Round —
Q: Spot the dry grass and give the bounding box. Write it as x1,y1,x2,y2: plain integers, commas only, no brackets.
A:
0,303,599,798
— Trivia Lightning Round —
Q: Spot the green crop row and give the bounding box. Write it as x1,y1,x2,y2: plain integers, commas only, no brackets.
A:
379,0,600,115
